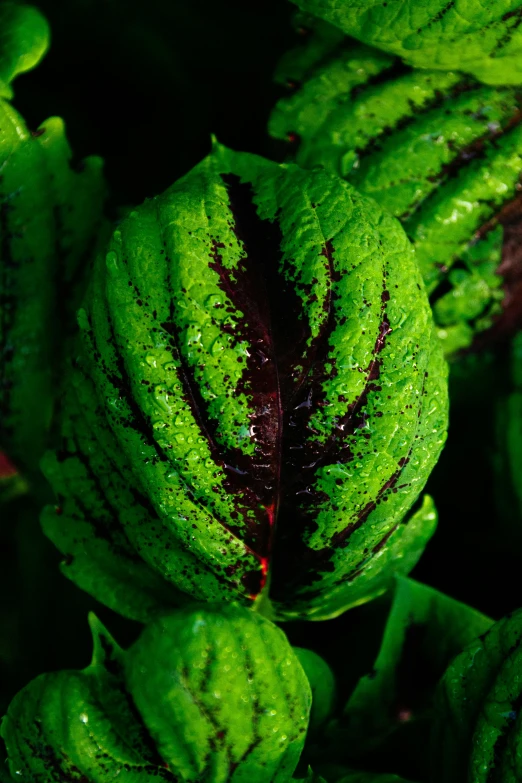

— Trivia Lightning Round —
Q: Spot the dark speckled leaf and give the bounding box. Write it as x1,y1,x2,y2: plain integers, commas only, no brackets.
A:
290,0,522,85
270,34,522,356
126,604,311,783
1,606,311,783
42,142,447,620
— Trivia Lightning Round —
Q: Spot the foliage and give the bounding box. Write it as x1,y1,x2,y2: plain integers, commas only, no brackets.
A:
40,142,447,621
1,606,311,782
290,0,522,84
434,608,522,782
270,18,522,356
2,3,522,783
0,2,107,477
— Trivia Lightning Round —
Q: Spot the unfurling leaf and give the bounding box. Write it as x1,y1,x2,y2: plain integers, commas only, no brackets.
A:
1,605,311,783
289,0,522,85
42,141,448,620
270,31,522,356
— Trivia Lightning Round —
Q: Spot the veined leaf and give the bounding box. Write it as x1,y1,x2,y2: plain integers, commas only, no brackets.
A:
270,34,522,356
290,0,522,85
1,606,311,783
126,604,311,782
43,141,448,620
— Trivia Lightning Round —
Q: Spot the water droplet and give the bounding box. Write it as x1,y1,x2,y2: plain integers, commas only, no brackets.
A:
211,337,224,357
154,386,172,414
153,420,165,430
145,354,158,368
185,323,202,346
206,294,223,308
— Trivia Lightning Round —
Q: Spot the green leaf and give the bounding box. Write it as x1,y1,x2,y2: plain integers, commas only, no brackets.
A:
0,9,107,475
433,608,522,783
1,605,312,783
318,495,438,615
290,0,522,84
294,647,336,732
0,3,49,98
274,13,345,88
270,38,522,356
42,141,448,620
126,603,311,782
330,577,492,760
1,615,168,783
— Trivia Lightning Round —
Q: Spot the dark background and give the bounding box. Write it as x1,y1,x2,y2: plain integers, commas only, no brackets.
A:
0,0,518,767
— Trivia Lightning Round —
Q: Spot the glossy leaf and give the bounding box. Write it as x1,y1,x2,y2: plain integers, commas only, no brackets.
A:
329,577,492,760
0,3,49,98
270,35,522,356
42,141,448,620
127,604,311,782
0,5,107,474
433,607,522,782
294,647,336,732
290,0,522,85
1,606,311,783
